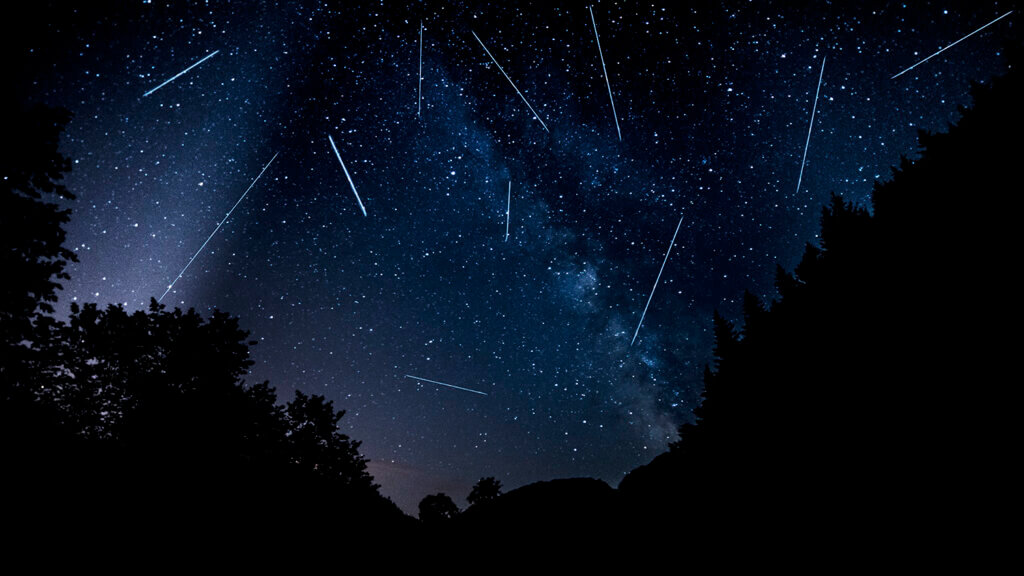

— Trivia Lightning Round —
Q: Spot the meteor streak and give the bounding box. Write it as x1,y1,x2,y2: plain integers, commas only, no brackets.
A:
795,55,826,197
471,30,550,132
143,50,219,98
505,180,511,242
631,214,685,346
159,152,278,303
405,374,488,396
589,6,621,141
328,134,368,217
892,10,1014,79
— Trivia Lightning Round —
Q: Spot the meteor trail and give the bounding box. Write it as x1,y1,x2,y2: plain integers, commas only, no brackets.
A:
795,55,826,197
631,214,684,346
505,180,511,242
159,152,278,303
143,50,219,98
405,374,488,396
892,10,1014,79
589,6,621,141
471,30,550,132
418,20,424,117
328,134,368,217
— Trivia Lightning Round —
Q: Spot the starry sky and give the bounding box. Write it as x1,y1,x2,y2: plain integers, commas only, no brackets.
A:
8,1,1016,514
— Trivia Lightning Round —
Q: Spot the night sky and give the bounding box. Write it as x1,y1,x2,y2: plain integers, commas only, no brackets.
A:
8,1,1016,514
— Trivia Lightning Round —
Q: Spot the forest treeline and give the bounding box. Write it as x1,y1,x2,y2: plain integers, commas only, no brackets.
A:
617,47,1023,550
0,102,411,543
3,45,1020,552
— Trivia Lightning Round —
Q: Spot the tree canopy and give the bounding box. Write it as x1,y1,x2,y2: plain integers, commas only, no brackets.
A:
1,103,404,538
467,476,503,507
620,44,1024,549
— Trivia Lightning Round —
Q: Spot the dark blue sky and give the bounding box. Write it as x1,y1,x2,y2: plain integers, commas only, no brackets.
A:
10,1,1016,513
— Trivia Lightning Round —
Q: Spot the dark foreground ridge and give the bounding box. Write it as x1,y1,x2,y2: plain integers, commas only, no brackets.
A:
2,44,1020,558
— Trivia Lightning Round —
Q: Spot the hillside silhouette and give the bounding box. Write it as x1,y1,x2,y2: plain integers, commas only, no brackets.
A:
3,44,1020,556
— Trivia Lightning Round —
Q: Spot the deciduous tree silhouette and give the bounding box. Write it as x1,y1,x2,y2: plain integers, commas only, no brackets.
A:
0,105,405,537
0,104,76,343
285,389,374,491
467,476,503,506
419,492,460,524
1,103,79,485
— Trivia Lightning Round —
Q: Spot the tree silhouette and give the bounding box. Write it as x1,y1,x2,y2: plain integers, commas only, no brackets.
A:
467,476,503,506
1,104,81,491
6,297,400,534
419,492,460,524
285,390,375,491
0,105,402,534
621,44,1024,547
0,104,76,340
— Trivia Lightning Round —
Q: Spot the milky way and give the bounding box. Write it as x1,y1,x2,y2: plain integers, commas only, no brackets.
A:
9,1,1015,513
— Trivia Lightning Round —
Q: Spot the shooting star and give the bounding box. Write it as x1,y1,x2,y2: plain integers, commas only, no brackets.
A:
328,134,368,217
795,55,826,197
471,30,550,132
143,50,220,98
589,6,621,141
631,214,685,346
892,10,1014,79
159,152,278,303
405,374,488,396
505,180,511,242
418,20,424,117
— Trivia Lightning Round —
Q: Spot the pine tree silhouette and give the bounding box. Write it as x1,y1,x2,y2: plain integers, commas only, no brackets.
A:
622,43,1024,554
